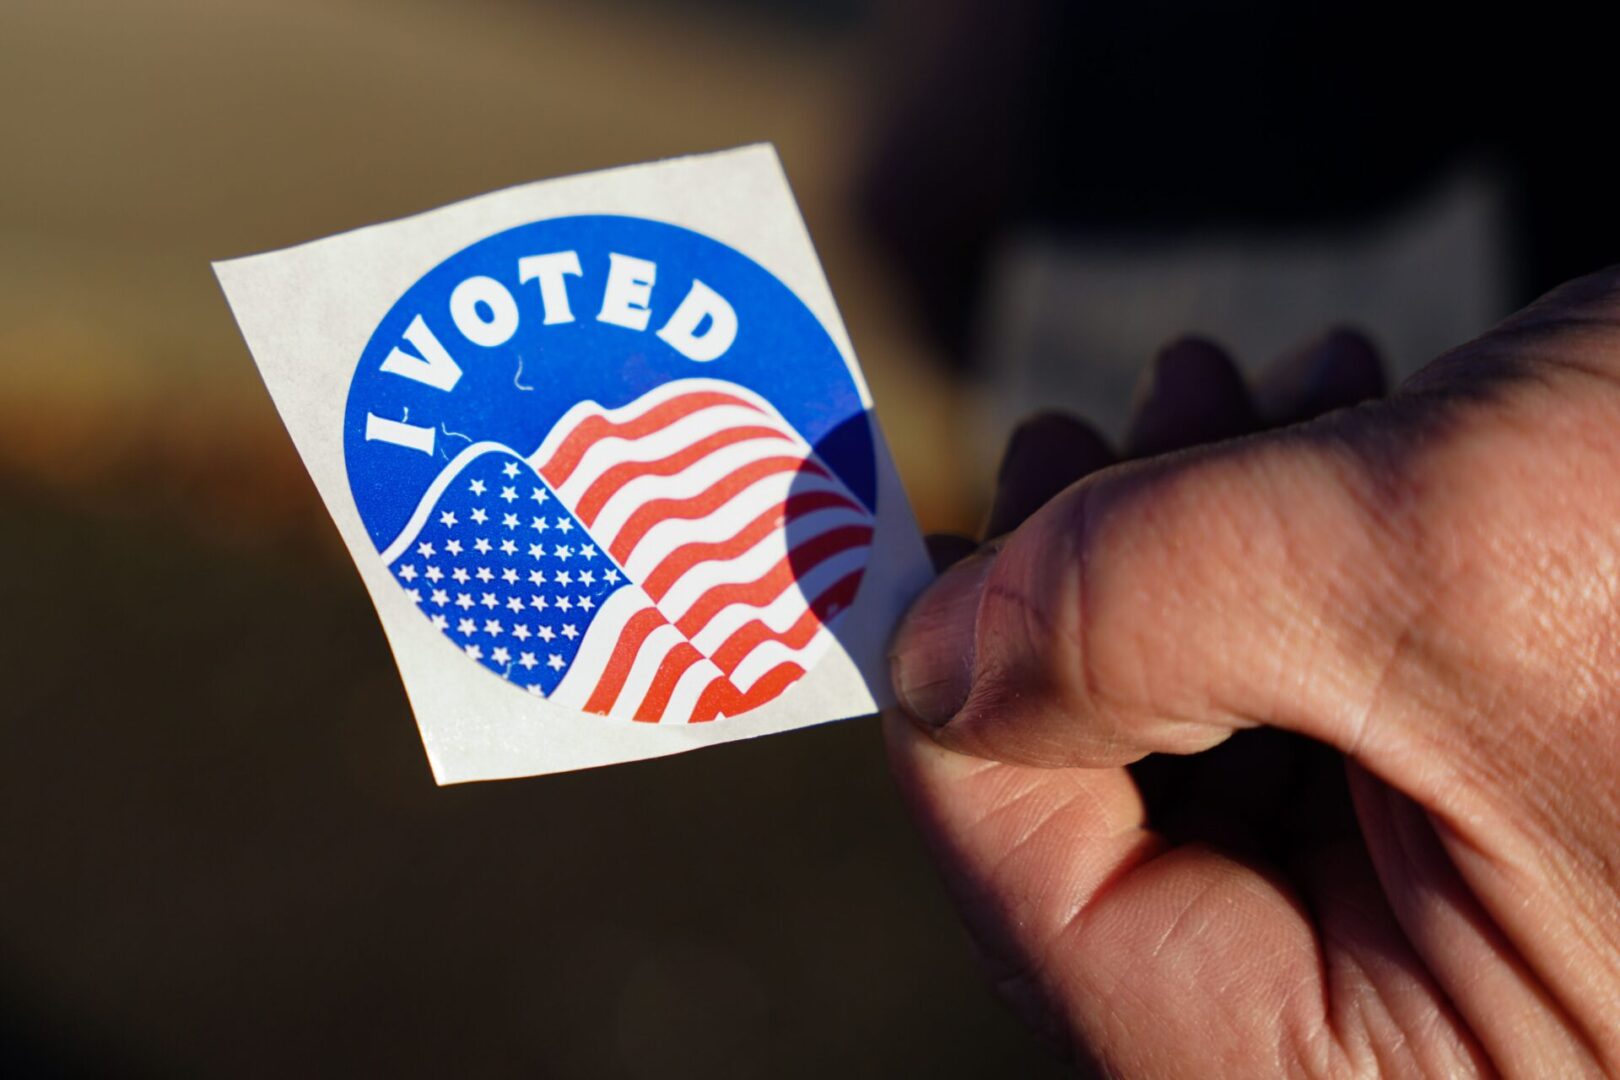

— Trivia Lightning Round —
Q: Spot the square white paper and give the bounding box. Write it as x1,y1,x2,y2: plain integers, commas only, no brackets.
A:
215,144,932,782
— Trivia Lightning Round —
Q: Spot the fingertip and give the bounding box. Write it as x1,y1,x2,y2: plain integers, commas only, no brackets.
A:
986,412,1114,538
889,548,996,730
1125,336,1256,458
881,706,986,783
1256,326,1385,426
925,532,979,574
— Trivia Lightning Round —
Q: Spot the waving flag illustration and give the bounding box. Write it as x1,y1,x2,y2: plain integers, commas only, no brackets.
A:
378,378,873,723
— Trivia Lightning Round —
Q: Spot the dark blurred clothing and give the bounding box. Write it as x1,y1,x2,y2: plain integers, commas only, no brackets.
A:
860,0,1612,364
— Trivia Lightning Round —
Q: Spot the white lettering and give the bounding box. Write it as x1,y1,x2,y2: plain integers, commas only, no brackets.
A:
365,413,436,455
450,275,520,347
656,279,737,362
379,315,462,392
597,253,657,331
518,251,584,325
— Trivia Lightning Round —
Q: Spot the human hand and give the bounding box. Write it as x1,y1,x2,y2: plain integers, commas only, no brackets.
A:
888,272,1620,1076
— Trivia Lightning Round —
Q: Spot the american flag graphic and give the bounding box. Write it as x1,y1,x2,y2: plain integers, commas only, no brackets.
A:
379,378,873,723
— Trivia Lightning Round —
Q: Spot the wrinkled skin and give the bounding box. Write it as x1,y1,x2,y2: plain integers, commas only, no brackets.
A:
887,270,1620,1077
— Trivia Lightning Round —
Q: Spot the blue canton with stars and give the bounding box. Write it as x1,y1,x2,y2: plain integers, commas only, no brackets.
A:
392,450,627,694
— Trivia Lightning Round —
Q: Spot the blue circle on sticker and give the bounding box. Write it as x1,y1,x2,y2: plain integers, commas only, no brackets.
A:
343,215,877,723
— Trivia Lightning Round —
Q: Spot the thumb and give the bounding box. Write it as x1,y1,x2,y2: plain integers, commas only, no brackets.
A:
889,427,1419,770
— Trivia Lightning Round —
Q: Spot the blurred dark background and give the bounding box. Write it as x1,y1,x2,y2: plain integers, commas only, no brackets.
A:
1,0,1613,1075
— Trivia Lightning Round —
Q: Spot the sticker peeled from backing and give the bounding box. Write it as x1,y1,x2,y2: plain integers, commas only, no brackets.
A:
214,145,932,783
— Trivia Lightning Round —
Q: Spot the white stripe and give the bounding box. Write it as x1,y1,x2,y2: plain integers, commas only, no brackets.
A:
554,403,799,506
379,441,524,564
609,470,853,577
588,438,833,548
611,623,689,719
528,378,776,470
657,526,869,627
688,543,869,656
648,501,874,608
623,478,868,582
654,526,791,622
662,657,727,724
621,470,800,581
548,585,654,709
729,629,833,693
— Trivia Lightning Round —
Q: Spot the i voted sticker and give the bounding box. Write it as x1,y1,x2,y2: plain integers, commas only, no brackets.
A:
345,216,877,723
216,145,930,782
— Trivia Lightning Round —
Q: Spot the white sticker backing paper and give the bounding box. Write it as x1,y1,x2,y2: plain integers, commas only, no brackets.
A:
215,144,932,782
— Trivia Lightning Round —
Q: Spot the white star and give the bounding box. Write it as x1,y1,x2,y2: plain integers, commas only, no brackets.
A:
406,589,421,603
578,570,595,585
474,537,492,554
555,569,572,586
547,653,565,671
554,544,571,559
579,546,597,561
561,624,578,640
480,593,498,609
455,592,474,610
556,596,572,612
499,538,518,555
528,569,545,585
475,566,493,582
529,595,548,612
484,619,503,636
502,461,520,478
502,512,519,529
430,613,448,630
451,566,470,584
425,565,443,582
555,517,573,534
397,564,417,582
416,541,436,558
527,683,544,696
530,487,549,504
492,646,511,665
577,596,594,611
465,643,483,660
457,617,477,635
445,539,463,556
470,507,489,525
604,568,621,584
537,625,556,642
469,479,486,495
531,516,549,534
512,624,530,641
431,589,449,606
505,596,524,613
501,568,519,584
519,651,538,669
528,543,545,560
439,510,458,528
500,486,518,504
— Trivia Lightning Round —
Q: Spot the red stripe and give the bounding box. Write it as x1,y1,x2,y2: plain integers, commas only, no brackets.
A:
708,569,864,675
607,456,827,564
641,490,859,601
573,425,791,526
673,525,872,638
686,662,807,723
582,607,666,716
632,643,704,723
539,391,760,488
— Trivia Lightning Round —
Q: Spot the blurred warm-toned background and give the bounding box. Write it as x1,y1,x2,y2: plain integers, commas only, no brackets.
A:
2,0,1612,1075
0,3,1030,1075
